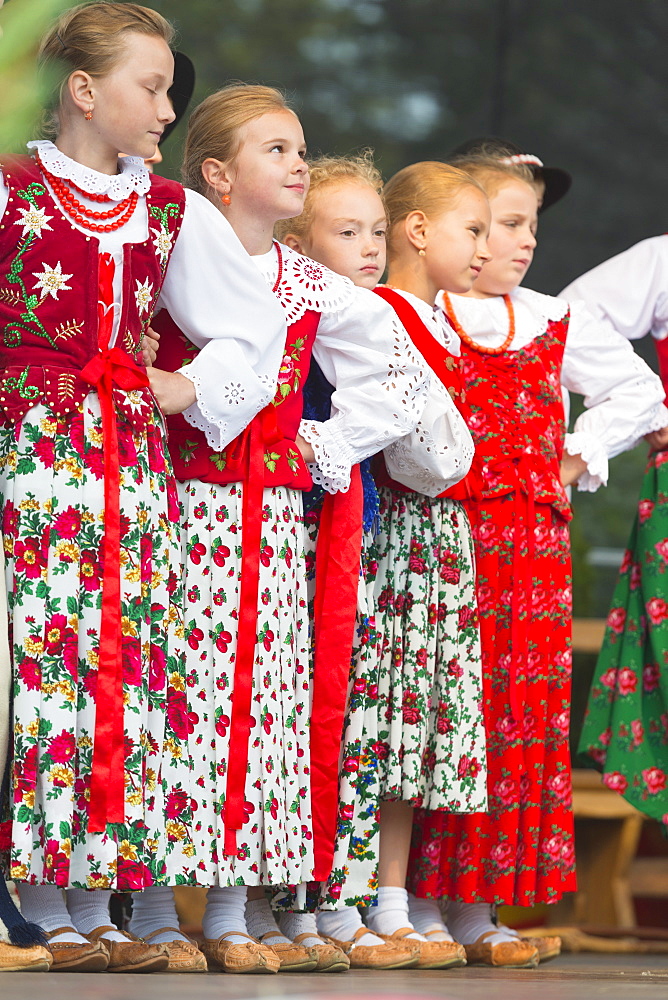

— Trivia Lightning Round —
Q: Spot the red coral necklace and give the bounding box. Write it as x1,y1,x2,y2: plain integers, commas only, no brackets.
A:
35,151,138,233
441,290,516,355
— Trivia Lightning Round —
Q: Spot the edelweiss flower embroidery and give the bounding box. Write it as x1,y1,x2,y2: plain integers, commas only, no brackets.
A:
135,278,153,315
32,262,73,300
151,227,173,265
14,205,53,239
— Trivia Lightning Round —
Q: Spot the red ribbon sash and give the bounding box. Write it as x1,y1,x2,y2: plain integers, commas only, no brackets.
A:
82,253,150,833
223,405,282,856
310,465,364,880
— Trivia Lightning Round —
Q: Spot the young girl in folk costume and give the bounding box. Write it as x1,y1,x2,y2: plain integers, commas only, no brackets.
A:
274,152,429,969
287,161,490,967
562,242,668,827
0,3,286,974
407,154,668,967
134,85,431,974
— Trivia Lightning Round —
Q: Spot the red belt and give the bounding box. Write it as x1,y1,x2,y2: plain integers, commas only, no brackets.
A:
82,253,150,833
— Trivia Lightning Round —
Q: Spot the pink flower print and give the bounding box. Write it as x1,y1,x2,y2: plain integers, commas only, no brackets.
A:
17,655,41,691
14,536,47,579
489,841,514,869
343,756,360,773
148,644,166,692
639,499,655,523
647,597,668,626
33,436,56,468
455,840,474,866
402,690,421,725
606,607,626,634
371,740,389,759
80,549,102,592
458,605,477,631
165,789,189,820
643,662,661,693
631,719,644,746
493,777,517,806
643,766,667,794
616,667,637,696
603,771,628,794
408,539,426,575
48,730,76,764
600,667,617,690
339,803,354,821
167,689,198,739
53,505,81,539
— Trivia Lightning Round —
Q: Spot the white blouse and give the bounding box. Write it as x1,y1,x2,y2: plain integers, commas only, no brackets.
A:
376,289,475,497
561,236,668,343
253,244,432,493
0,141,286,450
442,286,668,492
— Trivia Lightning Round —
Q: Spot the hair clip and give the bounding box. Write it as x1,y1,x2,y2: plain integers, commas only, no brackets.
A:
499,153,544,168
56,31,67,51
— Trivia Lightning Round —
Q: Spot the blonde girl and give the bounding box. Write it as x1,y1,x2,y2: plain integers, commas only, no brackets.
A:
133,86,431,974
407,153,668,966
1,2,285,973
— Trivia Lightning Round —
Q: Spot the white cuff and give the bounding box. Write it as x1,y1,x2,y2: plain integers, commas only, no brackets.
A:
179,369,230,451
565,431,608,492
299,418,355,494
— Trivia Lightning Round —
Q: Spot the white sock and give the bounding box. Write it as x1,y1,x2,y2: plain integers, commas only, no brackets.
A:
129,886,189,944
67,888,127,942
245,896,290,944
317,905,385,948
365,886,425,942
202,886,249,945
278,910,322,948
408,893,454,942
447,901,518,946
17,884,86,944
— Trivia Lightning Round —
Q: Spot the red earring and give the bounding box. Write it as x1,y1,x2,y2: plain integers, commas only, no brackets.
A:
221,193,231,206
84,107,93,121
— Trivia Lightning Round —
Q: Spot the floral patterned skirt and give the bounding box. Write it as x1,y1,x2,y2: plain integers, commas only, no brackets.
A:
179,480,314,887
578,452,668,826
0,398,192,890
311,527,382,910
408,495,576,906
372,489,487,811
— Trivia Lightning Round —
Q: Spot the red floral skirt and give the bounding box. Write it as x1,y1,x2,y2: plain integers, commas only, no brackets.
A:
408,494,577,906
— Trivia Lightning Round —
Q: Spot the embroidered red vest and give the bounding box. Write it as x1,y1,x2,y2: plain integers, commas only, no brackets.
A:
0,155,185,426
372,285,465,497
448,311,571,517
156,308,319,489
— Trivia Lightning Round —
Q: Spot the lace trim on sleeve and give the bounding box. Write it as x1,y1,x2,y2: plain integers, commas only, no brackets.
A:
179,369,232,452
299,419,356,494
565,431,609,493
27,139,150,199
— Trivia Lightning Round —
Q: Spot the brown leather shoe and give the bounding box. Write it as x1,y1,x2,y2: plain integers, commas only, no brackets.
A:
45,926,109,972
86,925,169,973
142,928,207,972
323,927,418,970
377,927,467,969
200,932,280,974
292,933,350,973
258,930,318,972
464,931,539,968
0,941,53,972
522,934,562,963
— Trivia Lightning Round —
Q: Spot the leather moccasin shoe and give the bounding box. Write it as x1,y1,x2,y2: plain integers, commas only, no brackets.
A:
0,941,53,972
200,932,280,974
142,928,207,972
323,927,418,970
45,926,109,972
464,931,539,968
377,927,467,969
86,925,169,973
258,931,318,972
522,934,561,963
292,933,350,973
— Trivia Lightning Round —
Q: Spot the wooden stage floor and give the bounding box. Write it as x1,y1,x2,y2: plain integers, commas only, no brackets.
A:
3,953,668,1000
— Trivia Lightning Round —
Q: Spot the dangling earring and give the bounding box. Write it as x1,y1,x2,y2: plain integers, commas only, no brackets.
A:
221,192,231,206
84,106,93,121
418,247,426,257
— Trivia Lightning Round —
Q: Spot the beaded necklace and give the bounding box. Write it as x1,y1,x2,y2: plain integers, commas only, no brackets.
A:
35,151,138,233
442,290,516,355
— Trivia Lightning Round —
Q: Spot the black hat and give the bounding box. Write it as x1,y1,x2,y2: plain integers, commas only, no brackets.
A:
160,51,195,145
448,136,572,212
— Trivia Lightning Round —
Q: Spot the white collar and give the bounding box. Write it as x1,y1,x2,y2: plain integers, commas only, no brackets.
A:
27,140,151,200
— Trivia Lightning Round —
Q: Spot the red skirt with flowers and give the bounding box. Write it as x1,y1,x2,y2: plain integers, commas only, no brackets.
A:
578,451,668,828
408,493,577,906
